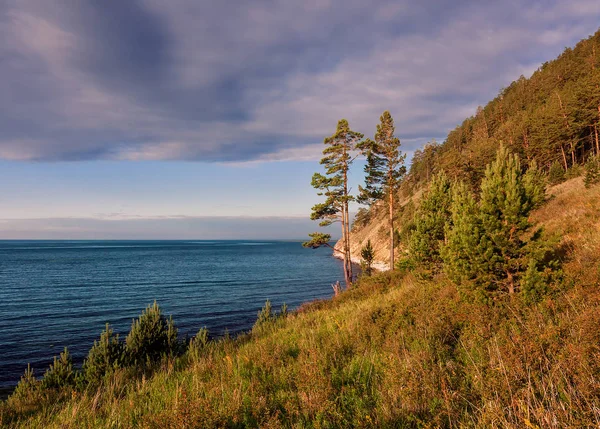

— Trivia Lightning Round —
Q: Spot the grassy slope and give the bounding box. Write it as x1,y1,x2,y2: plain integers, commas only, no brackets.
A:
2,179,600,428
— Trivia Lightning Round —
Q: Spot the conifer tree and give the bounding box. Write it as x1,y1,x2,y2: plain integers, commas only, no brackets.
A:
441,181,485,286
125,301,179,366
83,323,124,385
442,146,548,295
358,111,406,268
409,172,452,271
548,160,565,185
41,347,75,389
360,240,375,276
478,145,543,293
523,159,546,209
13,364,39,399
305,119,363,287
584,154,600,187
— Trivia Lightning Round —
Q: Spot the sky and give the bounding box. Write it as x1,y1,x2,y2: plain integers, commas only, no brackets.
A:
1,0,599,239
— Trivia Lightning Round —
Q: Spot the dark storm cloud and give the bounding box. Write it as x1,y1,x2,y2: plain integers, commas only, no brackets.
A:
1,0,599,162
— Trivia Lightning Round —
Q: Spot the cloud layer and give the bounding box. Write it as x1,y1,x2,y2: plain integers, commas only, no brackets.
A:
1,0,600,162
0,216,329,240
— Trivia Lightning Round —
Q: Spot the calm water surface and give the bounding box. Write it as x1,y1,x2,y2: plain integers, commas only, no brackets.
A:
0,240,343,391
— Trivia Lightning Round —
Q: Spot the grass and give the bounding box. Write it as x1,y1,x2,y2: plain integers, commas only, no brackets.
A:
2,178,600,428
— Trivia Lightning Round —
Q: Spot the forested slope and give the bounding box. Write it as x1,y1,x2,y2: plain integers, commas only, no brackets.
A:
411,28,600,188
347,28,600,269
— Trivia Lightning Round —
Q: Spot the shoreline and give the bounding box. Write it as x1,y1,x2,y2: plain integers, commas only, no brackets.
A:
331,249,390,273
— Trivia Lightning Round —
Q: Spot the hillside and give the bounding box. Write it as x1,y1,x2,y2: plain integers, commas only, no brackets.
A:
342,28,600,269
2,177,599,428
4,26,600,429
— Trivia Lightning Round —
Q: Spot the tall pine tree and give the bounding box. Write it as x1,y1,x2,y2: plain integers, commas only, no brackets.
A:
304,119,363,287
358,111,406,268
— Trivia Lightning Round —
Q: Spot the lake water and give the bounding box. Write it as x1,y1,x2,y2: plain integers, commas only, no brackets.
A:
0,240,343,392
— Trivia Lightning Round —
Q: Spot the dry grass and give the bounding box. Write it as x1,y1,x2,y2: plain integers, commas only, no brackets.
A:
2,180,600,428
532,177,600,287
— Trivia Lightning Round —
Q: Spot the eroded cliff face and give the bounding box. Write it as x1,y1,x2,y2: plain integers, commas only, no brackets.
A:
334,187,423,272
334,202,391,271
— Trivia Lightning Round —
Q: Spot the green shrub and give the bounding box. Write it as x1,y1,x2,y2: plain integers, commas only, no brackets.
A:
565,163,583,179
584,155,600,188
395,256,416,273
125,301,179,366
12,364,39,400
41,347,75,389
83,323,124,385
280,302,288,317
254,300,274,330
187,327,209,363
547,161,565,185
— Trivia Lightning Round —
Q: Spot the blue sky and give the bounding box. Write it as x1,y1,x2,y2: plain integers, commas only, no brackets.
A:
1,0,599,238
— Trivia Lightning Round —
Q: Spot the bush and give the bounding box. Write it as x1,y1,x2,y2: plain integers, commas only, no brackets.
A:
584,155,600,188
547,161,565,185
125,302,179,366
565,163,583,179
12,364,39,400
395,256,416,273
41,348,75,390
253,300,274,330
188,327,209,363
83,323,124,385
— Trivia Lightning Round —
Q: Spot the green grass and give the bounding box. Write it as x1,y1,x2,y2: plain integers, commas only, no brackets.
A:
2,179,600,428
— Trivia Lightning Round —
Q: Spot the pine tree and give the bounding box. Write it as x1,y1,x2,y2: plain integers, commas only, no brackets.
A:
548,160,565,185
442,146,548,296
584,154,600,187
305,119,363,287
358,111,406,268
41,347,75,389
441,181,485,287
477,145,546,294
360,240,375,276
409,172,452,272
125,301,179,366
83,323,124,385
523,159,546,209
12,364,39,399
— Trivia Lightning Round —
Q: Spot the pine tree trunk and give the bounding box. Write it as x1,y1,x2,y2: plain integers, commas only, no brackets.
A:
507,270,515,294
389,190,394,269
340,204,351,288
342,151,352,287
561,145,568,170
556,91,577,165
596,111,600,155
345,199,352,284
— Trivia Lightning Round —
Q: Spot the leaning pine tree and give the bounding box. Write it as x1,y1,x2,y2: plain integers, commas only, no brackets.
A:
304,119,363,287
358,111,406,268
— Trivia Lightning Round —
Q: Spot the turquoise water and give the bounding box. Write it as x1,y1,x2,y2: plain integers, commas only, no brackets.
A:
0,240,343,392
